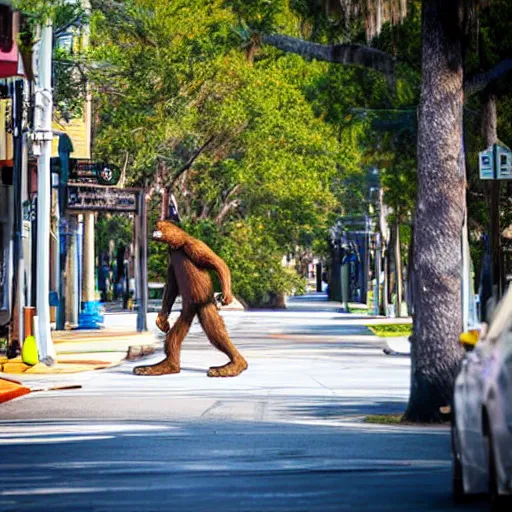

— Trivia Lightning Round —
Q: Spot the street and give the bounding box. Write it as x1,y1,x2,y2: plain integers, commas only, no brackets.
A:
0,295,486,511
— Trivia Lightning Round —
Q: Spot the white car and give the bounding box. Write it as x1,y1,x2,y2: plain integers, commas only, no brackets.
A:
452,286,512,510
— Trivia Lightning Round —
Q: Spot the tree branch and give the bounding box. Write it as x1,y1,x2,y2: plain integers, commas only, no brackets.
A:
199,202,211,220
262,34,395,77
215,199,241,225
90,0,157,47
168,136,215,191
53,15,85,39
464,58,512,99
223,184,241,202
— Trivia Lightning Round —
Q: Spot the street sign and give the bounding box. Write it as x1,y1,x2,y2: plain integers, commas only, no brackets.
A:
52,159,122,186
497,144,512,180
479,148,495,180
66,184,139,213
479,143,512,180
70,160,121,186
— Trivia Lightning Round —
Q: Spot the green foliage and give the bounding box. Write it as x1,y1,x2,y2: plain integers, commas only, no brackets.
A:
95,214,133,262
15,0,88,116
90,0,348,306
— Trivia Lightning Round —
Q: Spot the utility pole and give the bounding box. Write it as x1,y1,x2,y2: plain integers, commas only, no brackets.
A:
33,20,56,364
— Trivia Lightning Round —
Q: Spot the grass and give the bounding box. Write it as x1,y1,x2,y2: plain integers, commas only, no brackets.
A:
368,324,412,338
364,413,452,426
350,308,369,315
364,414,404,424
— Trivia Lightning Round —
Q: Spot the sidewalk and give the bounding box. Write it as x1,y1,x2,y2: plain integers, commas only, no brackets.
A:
0,327,159,376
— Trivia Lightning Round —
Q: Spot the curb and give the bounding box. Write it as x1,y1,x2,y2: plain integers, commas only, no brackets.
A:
0,343,159,375
383,337,411,356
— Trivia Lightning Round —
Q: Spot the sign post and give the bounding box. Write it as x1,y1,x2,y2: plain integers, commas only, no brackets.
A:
479,142,512,308
65,183,147,332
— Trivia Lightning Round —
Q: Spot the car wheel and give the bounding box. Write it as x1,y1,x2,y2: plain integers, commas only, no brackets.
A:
488,430,512,511
451,425,466,502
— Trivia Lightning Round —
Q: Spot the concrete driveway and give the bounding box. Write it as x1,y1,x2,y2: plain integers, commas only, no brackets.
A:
0,294,487,511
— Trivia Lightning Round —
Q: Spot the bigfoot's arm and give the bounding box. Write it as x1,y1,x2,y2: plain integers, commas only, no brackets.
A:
157,256,179,333
183,240,233,305
162,265,178,314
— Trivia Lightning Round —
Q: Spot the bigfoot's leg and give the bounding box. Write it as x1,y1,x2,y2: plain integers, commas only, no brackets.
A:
133,307,195,376
198,302,248,377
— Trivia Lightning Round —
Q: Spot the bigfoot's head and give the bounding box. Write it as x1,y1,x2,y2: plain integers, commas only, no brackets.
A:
153,220,188,249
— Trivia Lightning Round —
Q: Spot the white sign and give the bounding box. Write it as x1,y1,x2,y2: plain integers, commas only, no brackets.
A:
479,143,512,181
497,145,512,180
479,148,494,180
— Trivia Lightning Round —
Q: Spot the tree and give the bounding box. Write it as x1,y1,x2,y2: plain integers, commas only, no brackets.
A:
89,0,354,307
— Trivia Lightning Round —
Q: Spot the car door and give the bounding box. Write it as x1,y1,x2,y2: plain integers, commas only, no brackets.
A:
460,340,491,492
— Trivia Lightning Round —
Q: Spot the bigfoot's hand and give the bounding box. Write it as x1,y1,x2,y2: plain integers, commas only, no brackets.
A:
156,313,170,333
222,292,233,306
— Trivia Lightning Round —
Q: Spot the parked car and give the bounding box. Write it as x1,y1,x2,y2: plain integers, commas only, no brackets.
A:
452,286,512,510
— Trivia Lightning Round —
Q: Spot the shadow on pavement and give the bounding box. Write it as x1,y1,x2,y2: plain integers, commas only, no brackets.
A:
280,397,408,420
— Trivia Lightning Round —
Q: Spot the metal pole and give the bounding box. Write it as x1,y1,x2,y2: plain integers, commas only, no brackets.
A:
330,242,342,302
316,262,322,293
490,144,502,300
137,191,148,332
375,232,381,315
394,220,403,318
34,20,56,364
10,80,24,354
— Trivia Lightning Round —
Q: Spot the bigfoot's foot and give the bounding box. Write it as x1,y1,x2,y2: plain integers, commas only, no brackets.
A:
207,358,248,378
133,359,180,376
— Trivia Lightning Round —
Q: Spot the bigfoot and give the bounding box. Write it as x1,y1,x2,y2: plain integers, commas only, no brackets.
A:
133,220,248,378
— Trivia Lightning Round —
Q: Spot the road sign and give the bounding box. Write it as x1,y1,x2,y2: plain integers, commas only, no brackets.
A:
479,148,495,180
479,143,512,180
66,184,139,213
70,160,121,186
52,159,122,186
496,144,512,180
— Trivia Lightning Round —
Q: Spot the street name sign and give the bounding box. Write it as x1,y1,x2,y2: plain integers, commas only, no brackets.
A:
66,184,139,213
70,160,121,186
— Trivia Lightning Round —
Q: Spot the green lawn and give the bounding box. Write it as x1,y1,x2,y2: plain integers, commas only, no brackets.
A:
368,324,412,338
364,414,404,424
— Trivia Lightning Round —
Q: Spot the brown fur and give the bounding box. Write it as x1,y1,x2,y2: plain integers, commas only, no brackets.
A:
133,221,247,377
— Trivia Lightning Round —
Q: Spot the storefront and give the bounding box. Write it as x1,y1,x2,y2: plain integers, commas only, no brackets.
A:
0,4,25,343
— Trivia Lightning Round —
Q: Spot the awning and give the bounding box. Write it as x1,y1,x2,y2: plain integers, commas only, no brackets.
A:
0,6,23,79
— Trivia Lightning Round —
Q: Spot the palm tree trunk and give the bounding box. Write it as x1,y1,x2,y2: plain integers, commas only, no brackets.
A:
403,0,466,422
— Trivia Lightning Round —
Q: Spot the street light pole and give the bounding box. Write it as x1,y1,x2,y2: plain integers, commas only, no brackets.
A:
34,20,56,364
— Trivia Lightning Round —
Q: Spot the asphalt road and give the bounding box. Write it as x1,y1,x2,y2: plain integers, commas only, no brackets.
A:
0,294,488,511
